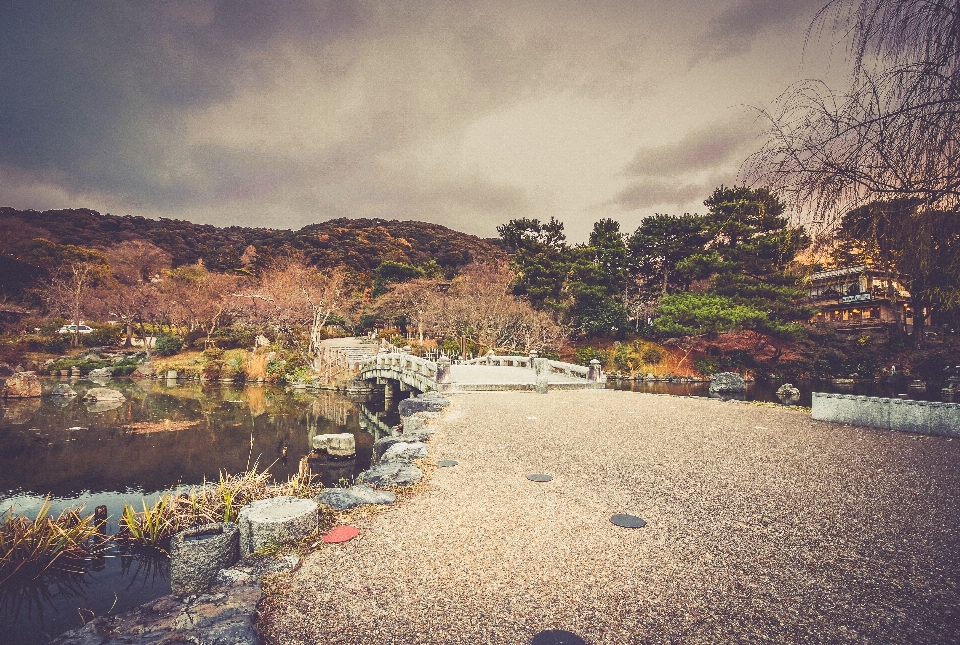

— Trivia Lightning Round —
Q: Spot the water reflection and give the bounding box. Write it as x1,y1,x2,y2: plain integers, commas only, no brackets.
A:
0,378,399,644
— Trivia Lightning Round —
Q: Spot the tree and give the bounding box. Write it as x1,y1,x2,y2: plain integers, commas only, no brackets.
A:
101,240,171,348
161,262,248,346
235,256,358,356
45,246,110,347
567,219,631,335
497,217,571,311
628,213,709,296
841,200,960,347
747,0,960,226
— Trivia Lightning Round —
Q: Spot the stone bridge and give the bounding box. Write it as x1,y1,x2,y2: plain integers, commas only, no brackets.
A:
358,351,605,394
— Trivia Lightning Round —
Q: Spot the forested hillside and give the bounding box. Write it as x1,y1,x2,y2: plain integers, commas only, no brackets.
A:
0,207,505,300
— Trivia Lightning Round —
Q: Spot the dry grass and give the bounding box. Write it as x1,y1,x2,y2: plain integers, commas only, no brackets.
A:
0,499,104,585
244,351,270,381
119,467,324,551
123,420,200,434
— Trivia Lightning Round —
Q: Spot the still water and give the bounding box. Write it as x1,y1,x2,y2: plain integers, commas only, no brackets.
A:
606,377,939,406
0,377,398,644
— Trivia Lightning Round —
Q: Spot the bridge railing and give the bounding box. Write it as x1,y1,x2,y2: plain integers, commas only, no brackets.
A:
360,352,438,380
461,354,533,368
546,360,592,380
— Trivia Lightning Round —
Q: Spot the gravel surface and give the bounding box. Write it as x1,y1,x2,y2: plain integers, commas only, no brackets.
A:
261,390,960,644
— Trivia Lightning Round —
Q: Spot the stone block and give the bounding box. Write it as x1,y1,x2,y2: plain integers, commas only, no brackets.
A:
709,372,746,393
373,433,429,462
889,398,929,435
170,522,240,596
317,484,396,510
381,441,428,463
51,383,77,397
311,432,356,457
927,402,960,437
358,462,424,488
398,394,449,417
82,387,126,402
237,496,318,556
2,371,41,398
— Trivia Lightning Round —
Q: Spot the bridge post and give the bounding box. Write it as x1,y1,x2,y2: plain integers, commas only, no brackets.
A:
529,350,538,369
589,359,602,382
534,357,549,394
486,349,495,366
436,355,451,384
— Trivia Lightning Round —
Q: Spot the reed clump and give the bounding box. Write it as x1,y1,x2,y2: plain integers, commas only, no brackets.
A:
0,499,104,585
119,468,323,550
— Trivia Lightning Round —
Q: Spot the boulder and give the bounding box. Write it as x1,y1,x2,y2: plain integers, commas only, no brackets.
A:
373,433,429,463
51,383,78,397
776,383,801,404
317,484,396,510
169,522,240,596
87,367,113,378
401,415,436,432
83,387,126,402
358,462,424,488
708,372,747,393
134,361,154,377
381,441,429,463
311,432,356,457
398,393,449,417
2,371,41,398
237,496,318,556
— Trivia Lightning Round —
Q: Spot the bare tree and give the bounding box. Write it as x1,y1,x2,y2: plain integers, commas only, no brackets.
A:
161,262,248,346
101,241,171,348
45,247,110,347
376,263,567,354
234,256,358,356
747,0,960,229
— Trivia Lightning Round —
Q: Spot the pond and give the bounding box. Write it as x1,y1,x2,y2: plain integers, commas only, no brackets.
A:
0,377,398,645
606,376,943,405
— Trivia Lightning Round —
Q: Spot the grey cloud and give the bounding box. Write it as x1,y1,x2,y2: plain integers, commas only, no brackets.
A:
608,177,716,211
691,0,823,62
625,113,763,177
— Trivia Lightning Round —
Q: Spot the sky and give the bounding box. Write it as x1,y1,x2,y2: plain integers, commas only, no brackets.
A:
0,0,847,242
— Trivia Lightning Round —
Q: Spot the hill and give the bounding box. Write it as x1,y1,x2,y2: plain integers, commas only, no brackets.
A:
0,208,506,297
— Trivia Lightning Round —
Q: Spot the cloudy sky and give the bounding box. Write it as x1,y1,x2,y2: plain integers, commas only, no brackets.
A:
0,0,845,241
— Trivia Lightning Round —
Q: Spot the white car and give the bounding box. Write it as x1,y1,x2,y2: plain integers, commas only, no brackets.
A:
58,324,94,334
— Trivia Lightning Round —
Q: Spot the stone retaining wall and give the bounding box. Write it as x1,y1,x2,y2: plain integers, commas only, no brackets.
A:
812,392,960,437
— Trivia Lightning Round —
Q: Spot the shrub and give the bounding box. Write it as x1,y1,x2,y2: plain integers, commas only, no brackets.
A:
575,346,605,366
641,348,663,365
693,357,720,376
154,335,184,356
81,324,122,347
203,347,225,379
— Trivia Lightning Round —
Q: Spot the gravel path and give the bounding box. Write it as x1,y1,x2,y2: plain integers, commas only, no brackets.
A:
262,390,960,644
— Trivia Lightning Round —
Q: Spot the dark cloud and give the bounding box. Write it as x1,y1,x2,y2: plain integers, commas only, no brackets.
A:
0,0,823,237
625,112,763,177
691,0,823,62
608,113,761,211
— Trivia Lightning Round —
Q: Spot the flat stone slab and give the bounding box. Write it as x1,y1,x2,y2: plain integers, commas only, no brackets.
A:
438,460,458,467
50,383,77,397
381,441,429,463
82,387,126,401
323,525,360,543
398,394,450,417
610,514,647,528
527,474,553,482
373,433,429,462
358,462,424,488
317,484,396,510
237,496,318,556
